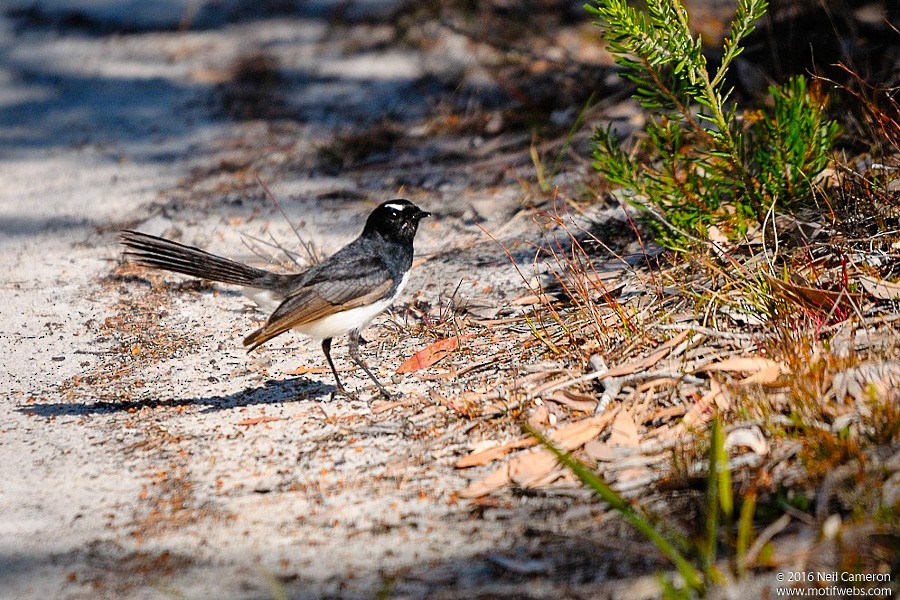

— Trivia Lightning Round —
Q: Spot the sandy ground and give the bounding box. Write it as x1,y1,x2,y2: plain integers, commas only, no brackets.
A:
0,3,623,598
5,1,898,599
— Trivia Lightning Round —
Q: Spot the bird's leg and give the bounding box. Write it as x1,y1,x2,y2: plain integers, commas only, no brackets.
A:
348,330,392,399
321,338,356,400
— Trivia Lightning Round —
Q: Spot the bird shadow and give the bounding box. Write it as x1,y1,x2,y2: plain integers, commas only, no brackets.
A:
18,377,336,418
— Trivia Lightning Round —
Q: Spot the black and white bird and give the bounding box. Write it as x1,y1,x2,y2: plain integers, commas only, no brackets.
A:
120,199,430,399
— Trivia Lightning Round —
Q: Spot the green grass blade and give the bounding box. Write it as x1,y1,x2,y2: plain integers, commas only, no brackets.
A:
527,424,704,592
736,490,756,577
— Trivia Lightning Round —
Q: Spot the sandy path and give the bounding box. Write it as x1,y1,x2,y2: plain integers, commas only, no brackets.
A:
0,3,558,598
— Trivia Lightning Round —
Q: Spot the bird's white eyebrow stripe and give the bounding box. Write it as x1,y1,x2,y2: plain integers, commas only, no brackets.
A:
384,203,408,211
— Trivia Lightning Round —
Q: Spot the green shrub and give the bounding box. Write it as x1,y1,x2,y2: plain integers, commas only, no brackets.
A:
587,0,840,246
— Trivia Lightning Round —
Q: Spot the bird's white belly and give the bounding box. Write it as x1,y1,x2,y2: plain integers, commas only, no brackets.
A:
243,271,409,341
241,287,283,312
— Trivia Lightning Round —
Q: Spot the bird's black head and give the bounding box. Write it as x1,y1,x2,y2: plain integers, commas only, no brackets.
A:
363,199,430,244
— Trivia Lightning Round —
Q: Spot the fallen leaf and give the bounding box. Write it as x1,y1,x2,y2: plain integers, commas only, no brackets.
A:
608,410,640,448
371,400,404,414
455,409,617,471
458,410,619,496
740,363,783,385
287,365,329,375
235,416,283,427
681,379,730,429
545,390,598,412
604,330,690,378
859,275,900,300
508,450,560,487
510,293,546,305
527,402,550,428
764,273,859,311
459,463,511,498
549,409,619,449
617,467,652,482
455,438,534,468
396,335,473,374
645,405,687,423
700,357,782,373
584,440,619,462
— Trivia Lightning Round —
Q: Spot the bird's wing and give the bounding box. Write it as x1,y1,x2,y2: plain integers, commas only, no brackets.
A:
243,252,394,350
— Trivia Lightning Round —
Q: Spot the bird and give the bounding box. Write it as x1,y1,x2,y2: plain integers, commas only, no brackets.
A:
119,199,431,399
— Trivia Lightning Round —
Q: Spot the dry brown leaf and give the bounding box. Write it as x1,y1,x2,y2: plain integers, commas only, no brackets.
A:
455,438,535,469
459,463,511,498
370,400,404,414
608,410,640,448
545,390,598,412
510,293,545,305
764,273,859,311
858,275,900,300
234,416,283,427
584,439,619,462
457,410,618,496
396,335,473,374
645,405,687,423
740,363,783,385
605,330,690,378
681,379,730,429
527,402,551,428
508,450,559,487
700,357,782,373
550,409,619,449
287,365,329,375
508,411,619,489
617,467,652,482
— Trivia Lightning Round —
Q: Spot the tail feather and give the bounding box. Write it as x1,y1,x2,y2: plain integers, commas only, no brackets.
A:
120,230,282,289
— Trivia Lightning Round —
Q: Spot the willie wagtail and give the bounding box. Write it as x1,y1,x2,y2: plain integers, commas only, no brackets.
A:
120,199,430,399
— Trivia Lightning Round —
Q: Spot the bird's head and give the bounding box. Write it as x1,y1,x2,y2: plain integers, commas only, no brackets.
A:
363,199,431,244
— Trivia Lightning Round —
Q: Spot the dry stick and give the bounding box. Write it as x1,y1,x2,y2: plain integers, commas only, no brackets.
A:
255,173,320,264
821,312,900,332
240,230,305,268
531,369,706,401
654,323,761,341
744,513,792,569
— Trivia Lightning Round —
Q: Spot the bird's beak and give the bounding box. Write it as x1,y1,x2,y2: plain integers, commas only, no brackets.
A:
416,209,431,220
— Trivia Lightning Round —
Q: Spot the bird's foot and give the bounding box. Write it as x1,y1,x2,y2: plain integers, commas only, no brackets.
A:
332,385,360,401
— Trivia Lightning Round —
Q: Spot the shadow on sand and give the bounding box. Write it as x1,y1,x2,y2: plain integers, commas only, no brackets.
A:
18,376,336,418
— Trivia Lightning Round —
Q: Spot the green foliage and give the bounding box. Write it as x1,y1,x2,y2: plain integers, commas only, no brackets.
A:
745,77,841,205
587,0,840,246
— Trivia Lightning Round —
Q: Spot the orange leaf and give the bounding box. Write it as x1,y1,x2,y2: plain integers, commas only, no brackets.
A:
396,335,472,374
287,365,329,375
235,416,283,427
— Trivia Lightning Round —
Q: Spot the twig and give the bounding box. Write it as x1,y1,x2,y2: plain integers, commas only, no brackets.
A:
255,173,320,264
654,323,762,341
744,514,791,569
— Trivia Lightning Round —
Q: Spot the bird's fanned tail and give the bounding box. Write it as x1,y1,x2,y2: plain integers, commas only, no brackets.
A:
120,230,285,288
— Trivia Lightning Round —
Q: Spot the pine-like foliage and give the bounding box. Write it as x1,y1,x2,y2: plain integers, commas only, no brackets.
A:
587,0,839,246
